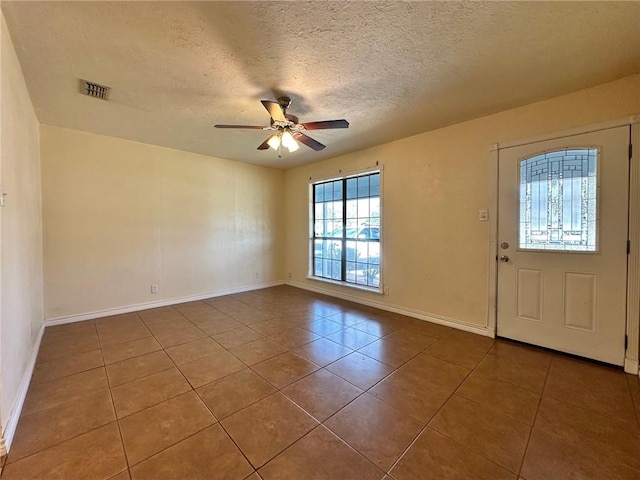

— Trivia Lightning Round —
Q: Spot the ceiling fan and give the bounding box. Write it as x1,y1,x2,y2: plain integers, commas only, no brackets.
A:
214,96,349,156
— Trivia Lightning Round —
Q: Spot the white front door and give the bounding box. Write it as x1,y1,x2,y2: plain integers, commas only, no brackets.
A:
497,126,629,365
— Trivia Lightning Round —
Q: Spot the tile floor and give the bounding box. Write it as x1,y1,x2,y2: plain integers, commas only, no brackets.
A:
2,285,639,479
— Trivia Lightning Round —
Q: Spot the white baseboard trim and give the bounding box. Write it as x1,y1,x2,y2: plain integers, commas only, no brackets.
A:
287,280,492,338
45,280,285,326
1,321,45,454
624,357,639,376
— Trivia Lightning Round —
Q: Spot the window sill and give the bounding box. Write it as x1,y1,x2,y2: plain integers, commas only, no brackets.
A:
306,275,383,295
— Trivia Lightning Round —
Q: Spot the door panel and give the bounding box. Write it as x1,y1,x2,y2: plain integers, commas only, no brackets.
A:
497,126,629,365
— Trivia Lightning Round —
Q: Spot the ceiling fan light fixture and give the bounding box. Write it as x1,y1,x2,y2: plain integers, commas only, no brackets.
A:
281,130,299,152
267,134,281,151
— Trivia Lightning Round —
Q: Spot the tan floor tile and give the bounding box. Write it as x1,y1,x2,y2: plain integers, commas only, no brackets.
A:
2,423,127,480
489,340,553,368
144,317,192,335
194,314,246,336
403,320,454,338
325,311,370,327
107,469,130,480
258,426,384,480
97,319,152,346
212,326,264,349
106,350,174,387
521,428,640,480
153,323,207,348
31,349,104,384
325,393,423,470
178,350,246,388
130,424,253,480
252,352,319,389
197,368,276,420
544,356,636,421
173,301,216,317
184,307,232,325
325,352,394,390
21,367,109,416
39,327,97,350
41,321,96,343
456,373,541,425
95,313,140,328
535,396,640,470
382,328,439,350
425,337,491,368
301,318,344,336
248,318,298,336
267,327,321,349
351,318,406,337
429,395,531,473
8,390,115,462
138,308,183,324
102,336,162,365
119,391,216,465
37,332,101,363
369,369,455,424
282,368,363,421
229,338,289,365
326,327,379,350
111,367,191,418
221,392,318,468
165,337,224,365
474,354,548,393
358,338,422,368
292,338,352,366
390,428,516,480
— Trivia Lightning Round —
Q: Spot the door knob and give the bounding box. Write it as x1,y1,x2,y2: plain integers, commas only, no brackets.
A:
499,255,509,262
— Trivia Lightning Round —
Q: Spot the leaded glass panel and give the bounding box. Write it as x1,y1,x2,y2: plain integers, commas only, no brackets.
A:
519,149,598,252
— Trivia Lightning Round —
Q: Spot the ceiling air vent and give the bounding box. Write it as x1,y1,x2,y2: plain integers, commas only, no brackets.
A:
80,80,110,100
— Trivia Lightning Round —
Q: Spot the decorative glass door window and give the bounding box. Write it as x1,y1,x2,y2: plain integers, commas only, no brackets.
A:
519,148,598,252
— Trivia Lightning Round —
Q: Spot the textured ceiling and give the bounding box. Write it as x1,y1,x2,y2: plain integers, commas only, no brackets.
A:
2,1,639,169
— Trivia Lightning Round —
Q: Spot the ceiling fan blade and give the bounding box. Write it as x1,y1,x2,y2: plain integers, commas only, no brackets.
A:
257,137,271,150
261,100,286,122
214,124,265,129
301,119,349,130
294,133,326,151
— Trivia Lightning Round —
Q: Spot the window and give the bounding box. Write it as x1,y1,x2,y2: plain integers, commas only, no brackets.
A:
519,148,598,252
312,171,381,289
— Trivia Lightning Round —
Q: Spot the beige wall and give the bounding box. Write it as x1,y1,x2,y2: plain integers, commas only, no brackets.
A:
284,74,640,329
41,126,285,319
0,12,43,439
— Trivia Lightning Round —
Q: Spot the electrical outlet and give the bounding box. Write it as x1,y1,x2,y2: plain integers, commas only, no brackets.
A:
478,209,489,222
384,286,390,295
255,272,260,279
151,284,159,294
287,272,292,278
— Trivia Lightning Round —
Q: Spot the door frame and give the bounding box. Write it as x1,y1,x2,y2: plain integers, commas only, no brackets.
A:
487,114,640,375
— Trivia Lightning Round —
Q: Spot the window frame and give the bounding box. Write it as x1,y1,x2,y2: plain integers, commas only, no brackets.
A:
308,168,383,293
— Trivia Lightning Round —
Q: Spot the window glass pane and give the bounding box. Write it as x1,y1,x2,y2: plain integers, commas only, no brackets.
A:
333,182,343,201
519,149,597,252
346,178,357,199
314,185,323,202
357,176,370,198
370,173,380,196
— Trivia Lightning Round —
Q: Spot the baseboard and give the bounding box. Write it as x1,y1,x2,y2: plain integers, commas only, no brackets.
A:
45,280,286,326
624,356,639,376
287,280,492,338
1,321,45,454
